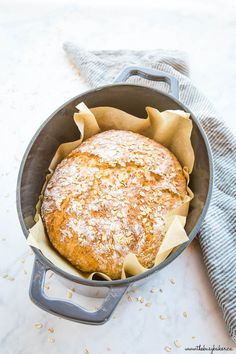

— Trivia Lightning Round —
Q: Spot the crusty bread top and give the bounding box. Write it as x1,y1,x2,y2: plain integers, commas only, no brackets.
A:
41,130,187,279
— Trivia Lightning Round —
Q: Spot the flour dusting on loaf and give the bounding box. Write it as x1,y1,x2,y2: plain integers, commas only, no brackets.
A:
41,130,187,279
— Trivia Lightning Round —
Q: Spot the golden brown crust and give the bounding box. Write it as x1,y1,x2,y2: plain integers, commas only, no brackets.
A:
41,130,187,279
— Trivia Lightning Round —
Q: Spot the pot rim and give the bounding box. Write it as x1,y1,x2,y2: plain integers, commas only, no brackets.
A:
16,82,214,287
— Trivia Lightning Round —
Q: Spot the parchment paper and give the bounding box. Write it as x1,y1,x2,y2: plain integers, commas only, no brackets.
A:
27,102,194,280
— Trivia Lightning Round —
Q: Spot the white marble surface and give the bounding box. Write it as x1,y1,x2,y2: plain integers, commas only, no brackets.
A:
0,0,236,353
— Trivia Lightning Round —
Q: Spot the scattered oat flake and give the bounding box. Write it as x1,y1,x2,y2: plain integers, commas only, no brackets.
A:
2,273,8,279
170,279,175,284
183,311,188,318
145,302,152,307
34,322,43,329
127,295,133,302
174,340,182,348
44,283,50,290
150,287,157,293
7,275,15,281
164,346,172,352
137,296,144,303
84,350,89,354
159,314,167,320
192,336,196,340
48,336,55,343
48,327,54,333
67,290,73,299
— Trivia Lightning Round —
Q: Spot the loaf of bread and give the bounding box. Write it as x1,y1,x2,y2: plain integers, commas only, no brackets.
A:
41,130,187,279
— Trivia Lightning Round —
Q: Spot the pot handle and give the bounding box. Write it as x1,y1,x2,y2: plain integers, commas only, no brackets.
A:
30,258,129,325
114,66,179,99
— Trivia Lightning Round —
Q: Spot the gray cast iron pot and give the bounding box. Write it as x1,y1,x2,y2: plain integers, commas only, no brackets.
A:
16,66,213,325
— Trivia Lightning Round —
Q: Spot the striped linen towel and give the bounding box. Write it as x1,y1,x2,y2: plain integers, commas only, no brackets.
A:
63,43,236,343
